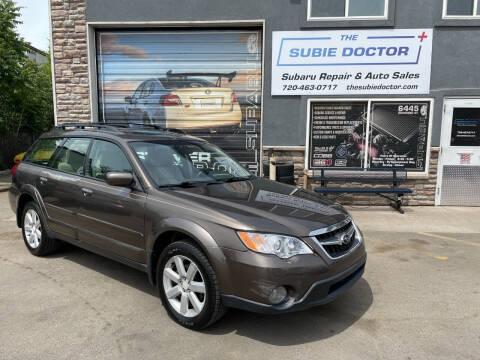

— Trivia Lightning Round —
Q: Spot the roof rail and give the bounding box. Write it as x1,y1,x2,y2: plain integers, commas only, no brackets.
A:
55,122,185,134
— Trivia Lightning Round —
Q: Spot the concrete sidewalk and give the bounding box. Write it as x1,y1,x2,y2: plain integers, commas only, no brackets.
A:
348,205,480,234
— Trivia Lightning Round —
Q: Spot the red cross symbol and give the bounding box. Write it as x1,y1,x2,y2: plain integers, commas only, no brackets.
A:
418,31,428,42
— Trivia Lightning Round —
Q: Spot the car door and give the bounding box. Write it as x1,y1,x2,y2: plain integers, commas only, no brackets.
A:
39,137,92,239
76,139,146,263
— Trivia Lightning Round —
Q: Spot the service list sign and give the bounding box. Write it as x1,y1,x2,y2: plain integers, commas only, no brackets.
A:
272,29,433,95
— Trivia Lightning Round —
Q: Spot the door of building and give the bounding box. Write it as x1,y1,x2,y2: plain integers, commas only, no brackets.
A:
437,99,480,206
95,29,263,175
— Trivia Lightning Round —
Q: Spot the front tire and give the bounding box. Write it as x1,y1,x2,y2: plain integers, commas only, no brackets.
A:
157,240,226,329
21,201,58,256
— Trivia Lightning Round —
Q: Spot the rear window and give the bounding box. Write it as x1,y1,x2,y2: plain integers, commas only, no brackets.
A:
23,138,63,166
159,78,215,90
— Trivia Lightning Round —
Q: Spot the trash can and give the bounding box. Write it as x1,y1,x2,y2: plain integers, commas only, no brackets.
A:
263,161,295,185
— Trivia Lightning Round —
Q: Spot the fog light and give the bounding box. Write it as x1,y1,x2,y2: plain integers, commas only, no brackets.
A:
269,286,288,305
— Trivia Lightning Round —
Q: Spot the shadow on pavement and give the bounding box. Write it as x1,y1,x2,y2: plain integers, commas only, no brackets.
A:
204,278,373,346
48,242,156,296
49,243,373,346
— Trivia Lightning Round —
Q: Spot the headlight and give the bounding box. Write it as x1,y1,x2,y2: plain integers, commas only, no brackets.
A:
352,220,363,243
237,232,313,259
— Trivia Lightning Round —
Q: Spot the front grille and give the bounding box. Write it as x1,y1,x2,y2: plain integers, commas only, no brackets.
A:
315,221,352,241
322,238,358,258
314,221,358,258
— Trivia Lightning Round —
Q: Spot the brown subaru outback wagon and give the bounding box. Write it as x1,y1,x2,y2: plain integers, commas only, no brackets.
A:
9,123,366,329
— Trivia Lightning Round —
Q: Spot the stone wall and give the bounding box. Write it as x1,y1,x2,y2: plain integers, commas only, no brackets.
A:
50,0,90,125
264,148,439,206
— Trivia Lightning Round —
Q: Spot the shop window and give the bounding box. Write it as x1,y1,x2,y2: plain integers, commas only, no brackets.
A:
308,0,388,20
306,99,432,175
450,108,480,146
444,0,480,17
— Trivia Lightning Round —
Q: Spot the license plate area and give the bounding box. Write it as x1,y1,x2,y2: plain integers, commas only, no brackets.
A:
192,98,223,109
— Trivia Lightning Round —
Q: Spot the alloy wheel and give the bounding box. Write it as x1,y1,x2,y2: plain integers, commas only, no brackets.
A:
163,255,206,317
24,209,42,249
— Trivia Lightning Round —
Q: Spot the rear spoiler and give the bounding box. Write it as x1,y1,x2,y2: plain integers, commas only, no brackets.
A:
166,70,237,83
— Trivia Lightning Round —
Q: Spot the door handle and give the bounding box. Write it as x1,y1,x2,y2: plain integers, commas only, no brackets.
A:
81,187,93,196
39,176,48,184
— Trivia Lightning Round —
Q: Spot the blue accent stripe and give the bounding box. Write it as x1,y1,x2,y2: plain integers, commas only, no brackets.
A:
367,36,416,39
276,37,332,66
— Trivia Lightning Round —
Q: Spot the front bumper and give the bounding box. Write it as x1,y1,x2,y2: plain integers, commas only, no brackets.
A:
221,253,366,314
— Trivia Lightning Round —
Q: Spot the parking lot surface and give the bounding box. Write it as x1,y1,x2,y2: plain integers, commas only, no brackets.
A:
0,191,479,360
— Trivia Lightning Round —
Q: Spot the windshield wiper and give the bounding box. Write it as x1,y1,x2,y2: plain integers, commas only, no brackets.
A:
216,176,253,183
158,176,252,189
158,180,219,189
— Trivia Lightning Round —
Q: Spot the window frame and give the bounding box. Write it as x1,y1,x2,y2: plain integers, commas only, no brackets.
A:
84,138,135,183
307,0,389,21
443,0,480,19
49,137,92,175
304,98,434,179
22,137,66,168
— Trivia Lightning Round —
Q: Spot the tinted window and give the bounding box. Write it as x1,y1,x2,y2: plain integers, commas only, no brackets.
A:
349,0,385,16
446,0,474,15
86,140,132,181
450,108,480,146
310,0,386,18
23,138,63,166
134,82,146,99
51,138,91,174
310,0,345,17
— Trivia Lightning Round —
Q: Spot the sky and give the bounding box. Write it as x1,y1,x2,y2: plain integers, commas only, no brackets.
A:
15,0,50,52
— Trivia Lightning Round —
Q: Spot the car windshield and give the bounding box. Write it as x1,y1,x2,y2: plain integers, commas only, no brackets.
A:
130,140,252,187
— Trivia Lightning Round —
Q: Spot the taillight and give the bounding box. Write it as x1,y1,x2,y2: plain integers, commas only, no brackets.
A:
11,163,19,176
231,92,238,103
163,94,182,106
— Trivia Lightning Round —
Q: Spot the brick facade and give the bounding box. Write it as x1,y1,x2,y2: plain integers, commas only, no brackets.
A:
264,148,439,206
50,0,90,124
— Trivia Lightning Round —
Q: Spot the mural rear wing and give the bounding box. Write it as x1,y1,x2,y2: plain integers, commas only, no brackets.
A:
166,70,237,87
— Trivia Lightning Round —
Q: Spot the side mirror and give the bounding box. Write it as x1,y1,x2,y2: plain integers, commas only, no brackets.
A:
125,95,133,104
106,172,134,187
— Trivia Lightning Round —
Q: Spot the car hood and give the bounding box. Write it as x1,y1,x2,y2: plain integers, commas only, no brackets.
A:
159,177,350,237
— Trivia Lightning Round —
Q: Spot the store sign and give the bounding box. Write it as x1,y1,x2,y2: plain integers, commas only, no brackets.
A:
272,29,433,95
307,100,431,172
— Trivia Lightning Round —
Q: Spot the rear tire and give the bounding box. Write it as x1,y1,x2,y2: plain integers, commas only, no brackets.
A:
157,240,226,330
21,201,58,256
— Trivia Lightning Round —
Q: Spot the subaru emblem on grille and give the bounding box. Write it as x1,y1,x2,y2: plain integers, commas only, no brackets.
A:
338,232,352,245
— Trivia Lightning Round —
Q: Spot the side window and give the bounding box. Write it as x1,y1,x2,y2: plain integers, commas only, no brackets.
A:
23,138,63,166
85,140,132,181
140,81,154,98
134,82,146,99
51,138,91,174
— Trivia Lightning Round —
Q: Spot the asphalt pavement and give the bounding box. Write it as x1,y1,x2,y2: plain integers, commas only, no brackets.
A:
0,191,479,360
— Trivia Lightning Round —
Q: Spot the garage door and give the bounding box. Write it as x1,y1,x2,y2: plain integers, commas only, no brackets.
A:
96,29,262,174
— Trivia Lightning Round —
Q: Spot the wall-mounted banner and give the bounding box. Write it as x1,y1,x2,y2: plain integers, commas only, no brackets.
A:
272,29,433,95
